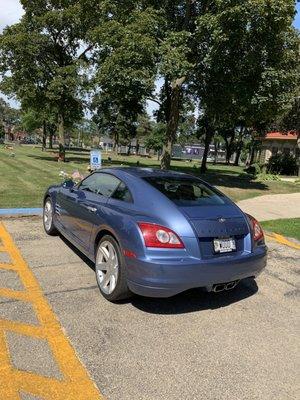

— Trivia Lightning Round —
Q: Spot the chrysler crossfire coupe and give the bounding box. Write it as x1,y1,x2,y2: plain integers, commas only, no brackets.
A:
43,168,267,302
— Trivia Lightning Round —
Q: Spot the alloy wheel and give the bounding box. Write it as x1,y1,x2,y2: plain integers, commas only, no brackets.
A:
96,241,119,295
44,200,53,232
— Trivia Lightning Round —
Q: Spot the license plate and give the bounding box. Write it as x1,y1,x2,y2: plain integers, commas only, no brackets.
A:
213,238,236,253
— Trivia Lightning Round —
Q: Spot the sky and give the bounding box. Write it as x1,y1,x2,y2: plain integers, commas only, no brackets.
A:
0,0,24,33
0,0,300,114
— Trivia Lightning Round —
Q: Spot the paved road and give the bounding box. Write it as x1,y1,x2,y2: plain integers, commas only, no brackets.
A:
0,217,299,400
237,192,300,221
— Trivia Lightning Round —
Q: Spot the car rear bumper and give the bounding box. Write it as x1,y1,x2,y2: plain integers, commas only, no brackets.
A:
126,247,267,298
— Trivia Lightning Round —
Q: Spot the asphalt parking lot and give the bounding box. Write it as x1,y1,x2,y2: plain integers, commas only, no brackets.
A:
0,216,299,400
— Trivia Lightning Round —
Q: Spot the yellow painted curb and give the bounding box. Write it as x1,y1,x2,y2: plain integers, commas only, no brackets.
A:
265,232,300,250
0,223,104,400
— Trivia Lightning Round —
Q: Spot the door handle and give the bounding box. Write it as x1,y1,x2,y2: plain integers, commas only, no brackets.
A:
85,206,97,213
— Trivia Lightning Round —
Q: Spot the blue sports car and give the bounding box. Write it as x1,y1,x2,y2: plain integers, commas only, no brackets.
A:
43,168,267,302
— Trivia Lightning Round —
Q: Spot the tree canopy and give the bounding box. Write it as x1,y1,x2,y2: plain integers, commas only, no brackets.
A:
0,0,298,169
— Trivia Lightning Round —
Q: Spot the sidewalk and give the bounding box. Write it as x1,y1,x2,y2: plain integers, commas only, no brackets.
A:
237,192,300,221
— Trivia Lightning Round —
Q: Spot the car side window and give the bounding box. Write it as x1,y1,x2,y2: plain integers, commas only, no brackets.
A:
111,181,133,203
79,173,121,197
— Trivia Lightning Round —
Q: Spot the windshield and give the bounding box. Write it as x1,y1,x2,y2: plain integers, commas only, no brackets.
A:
144,177,228,207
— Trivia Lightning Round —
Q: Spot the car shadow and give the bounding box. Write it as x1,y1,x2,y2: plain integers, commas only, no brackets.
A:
59,234,96,270
59,234,258,314
129,278,258,314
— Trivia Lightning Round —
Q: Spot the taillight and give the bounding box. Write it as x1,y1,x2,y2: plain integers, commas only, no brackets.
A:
247,214,264,241
138,222,184,249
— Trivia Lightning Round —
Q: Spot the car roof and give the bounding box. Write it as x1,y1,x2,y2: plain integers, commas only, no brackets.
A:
100,167,192,179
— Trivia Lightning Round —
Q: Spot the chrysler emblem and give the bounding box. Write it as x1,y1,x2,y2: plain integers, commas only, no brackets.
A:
218,217,226,223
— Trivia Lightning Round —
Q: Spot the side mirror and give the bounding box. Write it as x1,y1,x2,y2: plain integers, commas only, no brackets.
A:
62,179,75,190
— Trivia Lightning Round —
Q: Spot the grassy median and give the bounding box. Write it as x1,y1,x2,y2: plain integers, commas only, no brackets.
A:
1,144,299,208
261,218,300,241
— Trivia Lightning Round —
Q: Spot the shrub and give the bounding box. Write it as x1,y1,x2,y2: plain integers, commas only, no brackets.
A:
267,153,297,176
255,173,280,182
244,163,261,176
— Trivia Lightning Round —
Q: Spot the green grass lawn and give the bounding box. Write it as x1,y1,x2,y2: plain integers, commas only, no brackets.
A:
261,219,300,241
0,144,299,208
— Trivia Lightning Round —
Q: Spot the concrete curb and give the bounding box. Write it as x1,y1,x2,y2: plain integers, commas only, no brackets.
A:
0,208,43,217
265,232,300,250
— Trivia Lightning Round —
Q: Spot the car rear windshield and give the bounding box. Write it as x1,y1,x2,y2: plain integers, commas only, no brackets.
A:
143,177,228,207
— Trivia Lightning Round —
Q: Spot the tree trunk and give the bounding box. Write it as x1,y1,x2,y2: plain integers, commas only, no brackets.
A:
161,140,173,169
224,129,235,164
49,128,53,149
200,124,214,173
234,144,242,166
234,128,244,166
249,140,256,165
113,131,119,152
127,143,132,156
224,137,229,164
58,113,65,162
161,77,185,170
47,123,54,149
213,140,218,165
160,2,195,170
42,120,47,151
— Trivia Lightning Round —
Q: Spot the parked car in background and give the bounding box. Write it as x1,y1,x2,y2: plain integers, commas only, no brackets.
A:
43,168,267,302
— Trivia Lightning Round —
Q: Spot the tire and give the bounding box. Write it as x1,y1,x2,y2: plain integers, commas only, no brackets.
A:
43,197,58,236
95,235,131,302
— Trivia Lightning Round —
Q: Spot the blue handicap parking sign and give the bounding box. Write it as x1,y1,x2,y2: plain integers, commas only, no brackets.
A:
90,150,102,170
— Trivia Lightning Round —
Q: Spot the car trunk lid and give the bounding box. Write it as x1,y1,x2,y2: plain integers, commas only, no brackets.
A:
180,205,250,258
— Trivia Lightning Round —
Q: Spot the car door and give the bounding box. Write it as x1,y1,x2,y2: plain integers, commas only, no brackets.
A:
59,173,122,252
56,183,80,233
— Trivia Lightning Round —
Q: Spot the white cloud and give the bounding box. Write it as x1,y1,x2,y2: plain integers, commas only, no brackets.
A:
0,0,24,33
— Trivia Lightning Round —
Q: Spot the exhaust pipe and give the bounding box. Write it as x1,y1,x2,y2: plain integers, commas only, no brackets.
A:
213,284,226,293
212,280,240,293
225,280,239,290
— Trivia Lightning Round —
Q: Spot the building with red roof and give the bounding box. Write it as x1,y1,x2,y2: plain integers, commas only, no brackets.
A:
255,131,298,164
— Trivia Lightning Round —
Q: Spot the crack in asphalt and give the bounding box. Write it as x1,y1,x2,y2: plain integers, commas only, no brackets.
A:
0,285,99,305
264,269,299,289
32,261,84,270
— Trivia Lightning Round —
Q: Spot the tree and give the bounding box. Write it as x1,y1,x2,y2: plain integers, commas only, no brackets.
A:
91,5,159,154
0,98,20,126
233,127,247,166
91,1,196,169
176,95,197,146
1,0,298,170
92,94,121,150
273,96,300,176
193,0,299,173
21,110,42,133
69,119,98,148
144,122,165,159
153,1,196,169
0,98,20,140
0,0,99,160
136,113,153,154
